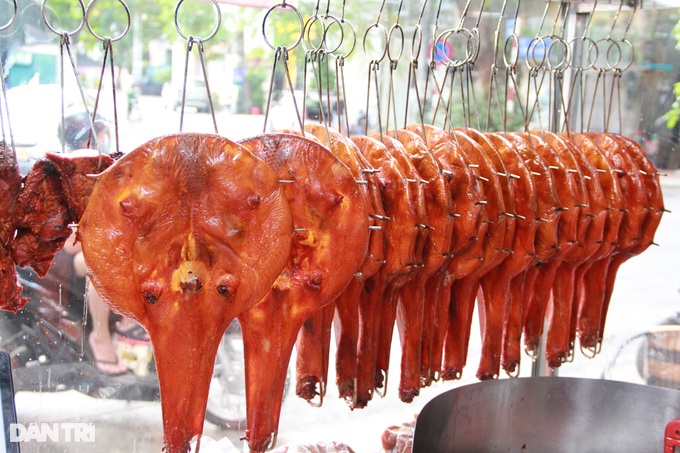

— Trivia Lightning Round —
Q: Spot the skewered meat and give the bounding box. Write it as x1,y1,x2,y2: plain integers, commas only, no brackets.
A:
583,133,649,349
501,133,560,363
237,133,368,452
558,133,608,358
46,121,660,451
295,124,385,407
462,129,517,380
442,129,507,380
569,133,624,351
483,132,538,376
351,135,418,408
542,132,592,367
406,125,485,385
79,133,294,453
0,143,27,312
369,133,428,395
389,129,453,401
519,132,577,358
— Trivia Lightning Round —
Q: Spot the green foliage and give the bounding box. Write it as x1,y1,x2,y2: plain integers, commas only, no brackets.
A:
666,19,680,129
665,82,680,130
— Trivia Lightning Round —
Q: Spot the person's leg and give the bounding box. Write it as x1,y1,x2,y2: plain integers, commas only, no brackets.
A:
87,279,127,374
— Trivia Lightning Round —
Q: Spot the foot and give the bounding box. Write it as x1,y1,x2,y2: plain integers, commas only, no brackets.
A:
89,335,128,375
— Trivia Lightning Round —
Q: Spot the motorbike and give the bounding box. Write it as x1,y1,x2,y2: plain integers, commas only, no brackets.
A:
0,267,250,430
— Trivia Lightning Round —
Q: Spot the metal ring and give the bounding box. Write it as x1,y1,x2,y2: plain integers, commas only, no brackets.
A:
335,19,356,59
174,0,221,42
433,29,450,63
605,38,622,70
410,24,423,61
605,38,633,71
0,0,17,32
262,2,303,51
525,35,546,70
362,22,388,63
322,14,345,55
303,14,326,52
614,38,634,72
546,36,570,71
502,33,520,68
469,27,481,64
85,0,130,42
584,37,601,71
386,23,404,63
437,28,474,67
568,36,597,70
588,38,612,72
41,0,86,37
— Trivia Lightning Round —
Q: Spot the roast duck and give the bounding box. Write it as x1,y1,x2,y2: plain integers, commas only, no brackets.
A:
1,122,665,452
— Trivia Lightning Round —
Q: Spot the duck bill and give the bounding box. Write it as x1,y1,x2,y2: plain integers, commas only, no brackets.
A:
149,318,225,453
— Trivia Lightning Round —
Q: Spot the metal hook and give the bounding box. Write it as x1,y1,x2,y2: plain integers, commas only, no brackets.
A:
394,0,404,26
85,0,130,42
303,2,326,52
456,0,473,31
548,0,564,38
621,1,638,41
87,38,118,156
374,0,387,25
581,0,599,40
605,0,626,41
430,0,445,64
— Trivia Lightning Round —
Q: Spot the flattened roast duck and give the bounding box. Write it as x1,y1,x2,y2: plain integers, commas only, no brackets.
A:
1,126,665,452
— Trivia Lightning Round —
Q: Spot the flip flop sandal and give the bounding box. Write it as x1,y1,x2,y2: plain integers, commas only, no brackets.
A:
115,323,150,342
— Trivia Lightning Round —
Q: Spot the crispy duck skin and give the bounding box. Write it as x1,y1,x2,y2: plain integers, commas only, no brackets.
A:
369,133,428,395
407,125,485,384
12,159,73,277
542,132,594,367
79,133,294,453
389,129,453,402
0,144,27,312
351,135,418,408
584,133,649,349
519,132,577,358
442,130,507,381
484,132,538,376
558,132,608,358
598,134,665,342
611,134,665,255
294,125,385,405
462,129,517,380
238,133,368,452
503,133,560,361
569,133,624,350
